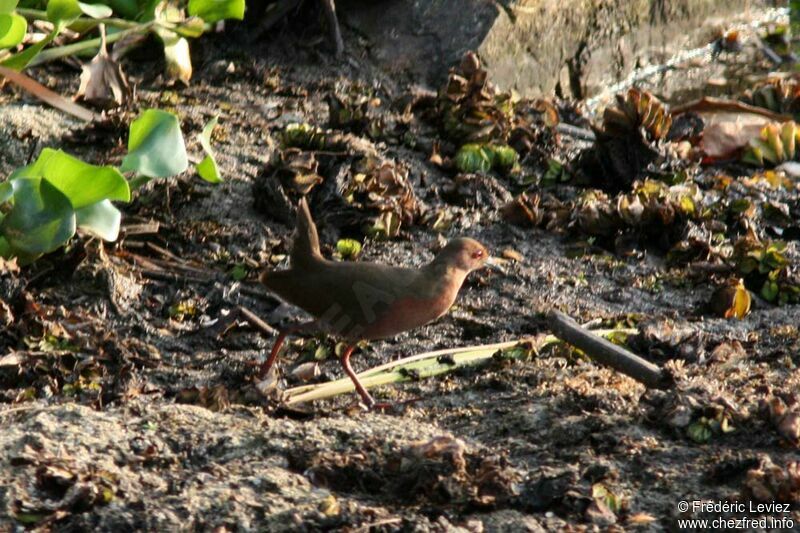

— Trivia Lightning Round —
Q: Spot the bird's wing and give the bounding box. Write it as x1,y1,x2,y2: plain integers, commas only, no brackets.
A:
262,261,437,337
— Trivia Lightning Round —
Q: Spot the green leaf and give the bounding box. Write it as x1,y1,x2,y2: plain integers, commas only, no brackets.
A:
686,420,713,444
121,109,188,178
26,148,130,209
0,236,11,258
76,199,121,241
173,17,206,38
1,177,76,256
0,13,26,49
455,143,493,174
188,0,245,22
0,1,19,14
491,144,519,171
229,263,247,281
78,2,113,18
336,238,362,259
47,0,82,23
196,116,221,183
106,0,139,18
0,25,57,70
761,279,779,302
0,181,12,204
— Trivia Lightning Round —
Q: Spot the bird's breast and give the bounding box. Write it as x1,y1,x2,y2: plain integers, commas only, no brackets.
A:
354,280,461,340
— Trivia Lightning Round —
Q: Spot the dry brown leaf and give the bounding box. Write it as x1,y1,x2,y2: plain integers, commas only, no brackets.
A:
76,25,131,109
698,112,773,160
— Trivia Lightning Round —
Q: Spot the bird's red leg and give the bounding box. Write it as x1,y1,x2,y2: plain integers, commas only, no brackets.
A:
339,345,373,406
257,329,288,380
257,321,317,380
339,345,393,411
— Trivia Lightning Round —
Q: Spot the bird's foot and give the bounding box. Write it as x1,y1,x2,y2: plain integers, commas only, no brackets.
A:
254,367,280,397
367,401,397,413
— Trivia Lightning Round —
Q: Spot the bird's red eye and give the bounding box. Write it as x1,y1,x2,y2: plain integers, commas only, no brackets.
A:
471,249,484,259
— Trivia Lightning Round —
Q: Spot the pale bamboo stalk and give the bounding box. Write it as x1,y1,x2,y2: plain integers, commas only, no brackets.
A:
284,328,638,405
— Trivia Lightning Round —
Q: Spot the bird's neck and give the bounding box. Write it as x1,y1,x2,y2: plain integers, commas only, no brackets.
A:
424,261,469,292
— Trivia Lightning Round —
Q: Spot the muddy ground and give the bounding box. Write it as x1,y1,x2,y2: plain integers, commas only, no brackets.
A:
1,11,800,533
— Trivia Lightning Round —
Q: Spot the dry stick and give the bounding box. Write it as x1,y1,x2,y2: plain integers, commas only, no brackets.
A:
236,306,278,336
547,310,670,389
0,66,100,122
670,97,792,122
752,34,783,66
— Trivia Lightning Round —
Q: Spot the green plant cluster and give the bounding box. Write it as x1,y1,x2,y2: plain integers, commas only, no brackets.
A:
1,0,244,79
734,237,800,304
454,143,518,175
0,109,220,263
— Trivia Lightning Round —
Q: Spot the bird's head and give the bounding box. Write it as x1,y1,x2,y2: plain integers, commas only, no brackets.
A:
434,237,499,273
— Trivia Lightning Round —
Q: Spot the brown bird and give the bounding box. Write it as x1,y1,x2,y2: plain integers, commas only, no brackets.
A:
259,198,494,409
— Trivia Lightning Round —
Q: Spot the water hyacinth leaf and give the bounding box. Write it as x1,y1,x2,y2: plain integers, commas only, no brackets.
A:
0,1,18,13
106,0,139,18
121,109,188,178
196,116,221,183
0,25,56,70
455,143,493,173
26,148,130,209
336,238,361,259
761,282,778,302
188,0,245,23
0,236,11,258
47,0,82,23
686,420,713,443
75,199,122,241
0,181,12,204
492,144,518,171
1,177,75,255
0,13,25,49
77,2,113,18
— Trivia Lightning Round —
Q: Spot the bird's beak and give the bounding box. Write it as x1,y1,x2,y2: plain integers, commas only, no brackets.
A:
484,256,506,274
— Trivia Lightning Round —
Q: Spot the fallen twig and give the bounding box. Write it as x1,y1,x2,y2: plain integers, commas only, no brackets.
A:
236,306,278,337
670,97,792,122
0,65,100,122
752,34,783,66
547,310,671,389
555,123,596,142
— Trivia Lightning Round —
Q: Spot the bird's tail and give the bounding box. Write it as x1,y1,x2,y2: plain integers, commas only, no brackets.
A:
290,196,323,269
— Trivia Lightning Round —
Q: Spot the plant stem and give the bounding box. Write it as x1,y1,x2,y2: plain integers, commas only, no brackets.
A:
28,23,153,67
16,8,141,30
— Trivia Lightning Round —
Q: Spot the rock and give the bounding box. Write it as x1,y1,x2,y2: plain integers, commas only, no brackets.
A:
340,0,754,98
